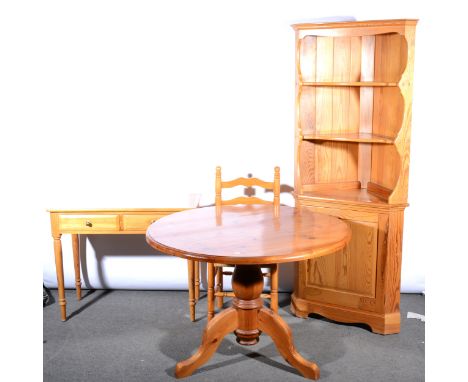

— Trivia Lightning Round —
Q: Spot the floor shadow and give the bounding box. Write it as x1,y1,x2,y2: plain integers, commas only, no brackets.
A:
244,352,303,377
278,292,291,309
308,313,373,333
80,288,97,300
73,234,178,316
79,234,90,289
159,318,343,379
169,347,304,378
67,290,112,320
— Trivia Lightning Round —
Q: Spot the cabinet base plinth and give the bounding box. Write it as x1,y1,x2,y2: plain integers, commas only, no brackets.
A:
291,294,400,335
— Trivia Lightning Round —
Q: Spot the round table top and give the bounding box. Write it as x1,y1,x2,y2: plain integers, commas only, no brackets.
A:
146,205,351,265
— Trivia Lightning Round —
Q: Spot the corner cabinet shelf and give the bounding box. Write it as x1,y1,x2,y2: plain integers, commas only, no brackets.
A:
303,132,394,144
291,19,417,334
298,189,391,206
301,81,398,87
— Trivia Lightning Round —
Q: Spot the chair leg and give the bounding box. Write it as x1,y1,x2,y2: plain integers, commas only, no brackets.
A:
270,264,278,313
215,266,224,309
194,261,200,301
207,262,215,322
187,260,195,321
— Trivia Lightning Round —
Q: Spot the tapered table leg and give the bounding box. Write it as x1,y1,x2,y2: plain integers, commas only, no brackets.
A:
53,234,67,321
207,263,215,321
194,261,200,301
72,234,82,300
175,264,320,379
187,260,195,321
215,266,223,309
270,264,278,312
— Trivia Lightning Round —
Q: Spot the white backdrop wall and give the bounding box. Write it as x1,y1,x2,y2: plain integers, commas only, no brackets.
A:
32,0,435,292
8,0,460,294
5,2,468,380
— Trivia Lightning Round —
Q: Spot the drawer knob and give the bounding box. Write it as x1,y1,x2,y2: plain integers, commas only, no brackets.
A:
85,220,93,227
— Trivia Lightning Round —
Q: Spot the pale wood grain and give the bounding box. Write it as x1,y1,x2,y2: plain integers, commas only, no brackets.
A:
121,214,169,231
49,208,183,321
258,308,320,379
293,19,418,38
175,307,238,378
207,262,215,321
292,19,418,32
302,181,361,192
71,234,81,300
208,167,281,321
303,132,393,143
306,217,377,297
215,266,223,309
299,141,316,185
293,19,417,334
315,36,333,134
48,208,184,213
146,205,351,265
59,214,120,232
171,263,331,379
53,236,66,321
359,35,375,188
299,87,316,135
390,25,417,204
299,35,317,83
301,81,397,87
187,260,195,322
370,143,401,191
194,261,200,301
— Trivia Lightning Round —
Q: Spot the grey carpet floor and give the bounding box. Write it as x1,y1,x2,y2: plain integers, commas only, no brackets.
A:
43,290,424,382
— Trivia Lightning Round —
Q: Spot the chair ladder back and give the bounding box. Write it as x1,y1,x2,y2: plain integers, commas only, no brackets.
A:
215,166,280,207
209,166,281,321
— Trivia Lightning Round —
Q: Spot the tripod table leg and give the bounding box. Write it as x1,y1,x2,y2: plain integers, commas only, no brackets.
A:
175,307,238,378
258,307,320,380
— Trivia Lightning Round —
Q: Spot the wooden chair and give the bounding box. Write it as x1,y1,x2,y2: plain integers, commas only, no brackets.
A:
206,166,280,321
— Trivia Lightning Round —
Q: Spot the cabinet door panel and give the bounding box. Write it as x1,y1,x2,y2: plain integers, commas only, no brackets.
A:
307,219,377,297
300,206,380,311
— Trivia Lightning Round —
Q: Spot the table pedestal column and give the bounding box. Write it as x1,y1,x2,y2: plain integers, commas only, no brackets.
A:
175,264,320,380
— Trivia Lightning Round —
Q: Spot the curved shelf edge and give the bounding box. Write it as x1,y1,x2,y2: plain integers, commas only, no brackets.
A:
300,81,397,87
302,133,394,144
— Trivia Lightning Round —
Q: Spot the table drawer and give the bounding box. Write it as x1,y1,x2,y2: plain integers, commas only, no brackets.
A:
122,214,166,231
59,214,120,232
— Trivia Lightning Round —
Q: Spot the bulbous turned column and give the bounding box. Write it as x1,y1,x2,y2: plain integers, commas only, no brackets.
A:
231,265,264,345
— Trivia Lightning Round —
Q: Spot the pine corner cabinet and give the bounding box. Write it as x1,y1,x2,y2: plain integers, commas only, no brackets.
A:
290,19,418,334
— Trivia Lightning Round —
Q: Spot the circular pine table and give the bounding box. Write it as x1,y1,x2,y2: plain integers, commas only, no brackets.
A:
146,205,351,380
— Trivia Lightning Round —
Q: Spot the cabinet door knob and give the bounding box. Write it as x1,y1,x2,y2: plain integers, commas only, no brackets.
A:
85,220,93,227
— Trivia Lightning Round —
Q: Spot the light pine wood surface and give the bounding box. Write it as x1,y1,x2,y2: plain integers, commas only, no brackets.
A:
146,205,351,265
49,208,184,321
146,207,350,379
292,19,417,334
205,166,281,322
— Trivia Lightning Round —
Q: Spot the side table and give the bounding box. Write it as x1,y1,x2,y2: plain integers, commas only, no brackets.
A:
49,208,184,321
